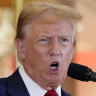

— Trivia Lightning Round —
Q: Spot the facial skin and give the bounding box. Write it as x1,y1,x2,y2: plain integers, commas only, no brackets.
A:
16,18,74,90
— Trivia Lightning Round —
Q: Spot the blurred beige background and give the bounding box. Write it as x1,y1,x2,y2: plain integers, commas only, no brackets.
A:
0,0,96,96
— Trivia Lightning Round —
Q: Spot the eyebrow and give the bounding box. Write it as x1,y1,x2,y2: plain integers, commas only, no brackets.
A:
39,33,70,38
39,32,53,37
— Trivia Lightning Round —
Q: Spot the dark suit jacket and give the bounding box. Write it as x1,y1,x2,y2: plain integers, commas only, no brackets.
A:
0,69,71,96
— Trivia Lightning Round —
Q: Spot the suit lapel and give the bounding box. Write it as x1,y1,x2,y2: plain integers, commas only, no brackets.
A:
7,69,30,96
61,88,71,96
61,89,66,96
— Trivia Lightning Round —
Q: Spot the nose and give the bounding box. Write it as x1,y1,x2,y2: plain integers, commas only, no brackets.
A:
49,41,61,56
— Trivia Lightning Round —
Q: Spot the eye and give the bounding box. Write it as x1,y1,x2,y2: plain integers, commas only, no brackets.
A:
59,38,69,44
38,38,49,44
61,39,68,42
39,39,47,42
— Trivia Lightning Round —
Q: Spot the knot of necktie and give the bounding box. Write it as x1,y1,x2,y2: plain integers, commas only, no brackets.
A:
44,90,58,96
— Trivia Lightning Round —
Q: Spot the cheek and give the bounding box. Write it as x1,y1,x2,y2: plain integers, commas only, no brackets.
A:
25,45,48,65
61,48,73,70
62,46,73,60
33,45,49,58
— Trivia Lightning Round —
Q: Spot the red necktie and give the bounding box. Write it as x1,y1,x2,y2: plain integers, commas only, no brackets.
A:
44,90,58,96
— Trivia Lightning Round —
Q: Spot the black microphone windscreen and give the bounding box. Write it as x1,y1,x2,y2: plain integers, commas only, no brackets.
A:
67,63,90,81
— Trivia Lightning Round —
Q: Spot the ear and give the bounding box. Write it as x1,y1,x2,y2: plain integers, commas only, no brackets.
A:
15,39,25,61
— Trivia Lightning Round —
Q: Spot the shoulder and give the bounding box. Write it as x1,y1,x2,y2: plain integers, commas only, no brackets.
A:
0,77,8,95
0,77,8,89
61,88,71,96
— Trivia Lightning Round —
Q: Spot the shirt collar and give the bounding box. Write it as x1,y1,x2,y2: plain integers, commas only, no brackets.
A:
19,64,61,96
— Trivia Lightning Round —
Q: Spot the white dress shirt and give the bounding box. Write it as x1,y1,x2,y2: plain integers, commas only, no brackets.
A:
19,64,61,96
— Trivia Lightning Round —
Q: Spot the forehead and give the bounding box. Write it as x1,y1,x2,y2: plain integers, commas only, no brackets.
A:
23,15,74,38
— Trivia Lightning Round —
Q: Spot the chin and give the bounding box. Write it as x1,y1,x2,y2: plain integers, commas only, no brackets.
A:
48,81,61,90
44,73,65,88
47,77,62,87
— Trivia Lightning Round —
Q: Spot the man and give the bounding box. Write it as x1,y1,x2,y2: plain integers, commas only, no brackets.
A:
0,2,81,96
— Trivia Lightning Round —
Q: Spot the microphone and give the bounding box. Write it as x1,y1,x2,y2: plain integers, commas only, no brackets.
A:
67,63,96,82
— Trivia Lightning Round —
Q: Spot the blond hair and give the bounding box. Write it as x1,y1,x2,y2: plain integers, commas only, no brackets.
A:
16,1,81,39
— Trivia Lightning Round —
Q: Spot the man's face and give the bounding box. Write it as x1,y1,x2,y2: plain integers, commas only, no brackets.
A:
17,19,74,90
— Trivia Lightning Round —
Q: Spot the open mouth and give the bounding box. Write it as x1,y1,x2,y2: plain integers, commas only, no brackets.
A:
50,62,59,70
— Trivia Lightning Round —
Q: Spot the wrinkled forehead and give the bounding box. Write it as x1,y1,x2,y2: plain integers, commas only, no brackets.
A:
22,13,76,41
24,16,74,38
